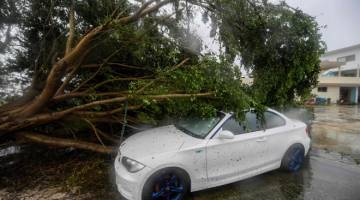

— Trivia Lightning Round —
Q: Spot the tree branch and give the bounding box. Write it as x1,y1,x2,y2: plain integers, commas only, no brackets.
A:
83,119,105,146
136,58,190,93
15,0,173,118
19,132,115,154
0,92,213,133
74,105,142,118
133,0,158,17
65,0,75,55
84,76,153,93
115,0,173,24
55,45,95,96
97,129,120,144
53,91,129,102
82,63,153,71
71,49,121,93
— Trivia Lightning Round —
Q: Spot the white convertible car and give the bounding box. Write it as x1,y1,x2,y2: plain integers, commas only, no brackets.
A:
114,109,311,200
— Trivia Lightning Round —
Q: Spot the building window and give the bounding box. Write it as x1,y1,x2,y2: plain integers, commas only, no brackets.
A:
341,69,357,77
337,54,355,63
318,87,327,92
321,71,338,77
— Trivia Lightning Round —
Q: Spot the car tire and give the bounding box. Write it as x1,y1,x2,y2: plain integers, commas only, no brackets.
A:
281,144,305,172
142,167,190,200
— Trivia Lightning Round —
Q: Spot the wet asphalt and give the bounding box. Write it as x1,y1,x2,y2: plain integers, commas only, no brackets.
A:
192,105,360,200
192,149,360,200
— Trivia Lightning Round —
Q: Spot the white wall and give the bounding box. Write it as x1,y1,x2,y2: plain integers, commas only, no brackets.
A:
312,45,360,103
321,46,360,71
312,86,339,103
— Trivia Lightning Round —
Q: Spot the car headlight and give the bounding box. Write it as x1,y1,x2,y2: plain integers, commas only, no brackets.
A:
121,156,145,173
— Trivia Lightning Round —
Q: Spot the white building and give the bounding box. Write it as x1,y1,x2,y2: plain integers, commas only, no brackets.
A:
312,44,360,104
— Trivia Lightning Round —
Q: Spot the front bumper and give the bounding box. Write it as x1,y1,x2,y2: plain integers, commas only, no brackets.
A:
114,155,151,200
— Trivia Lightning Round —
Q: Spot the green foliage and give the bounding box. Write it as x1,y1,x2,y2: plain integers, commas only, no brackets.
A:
131,57,263,120
0,0,324,126
213,0,325,106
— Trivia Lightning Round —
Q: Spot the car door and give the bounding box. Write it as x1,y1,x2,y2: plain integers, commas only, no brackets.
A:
260,111,289,165
242,111,291,168
205,112,270,187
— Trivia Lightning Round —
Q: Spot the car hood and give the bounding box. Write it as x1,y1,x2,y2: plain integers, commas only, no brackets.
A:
119,125,200,163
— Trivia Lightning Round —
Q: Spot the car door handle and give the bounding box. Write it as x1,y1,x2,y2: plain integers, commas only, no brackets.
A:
256,137,267,142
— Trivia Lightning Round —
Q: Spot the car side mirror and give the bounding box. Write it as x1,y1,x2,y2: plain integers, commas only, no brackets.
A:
218,130,235,139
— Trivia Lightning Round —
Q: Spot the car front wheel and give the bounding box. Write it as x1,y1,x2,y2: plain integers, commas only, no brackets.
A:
142,168,190,200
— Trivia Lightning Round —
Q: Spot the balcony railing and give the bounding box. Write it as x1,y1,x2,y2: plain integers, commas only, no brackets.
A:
318,76,360,86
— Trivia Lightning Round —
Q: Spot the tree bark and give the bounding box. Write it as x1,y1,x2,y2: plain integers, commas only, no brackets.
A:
0,92,213,133
0,0,182,154
65,0,75,56
20,132,115,154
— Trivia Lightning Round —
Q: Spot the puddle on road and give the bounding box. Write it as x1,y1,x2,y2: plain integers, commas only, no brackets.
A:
192,148,360,200
310,105,360,162
279,105,360,162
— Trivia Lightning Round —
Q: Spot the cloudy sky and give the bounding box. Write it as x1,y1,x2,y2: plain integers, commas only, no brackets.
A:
283,0,360,51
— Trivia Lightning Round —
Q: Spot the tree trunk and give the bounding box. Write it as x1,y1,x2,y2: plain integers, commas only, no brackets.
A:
0,0,199,154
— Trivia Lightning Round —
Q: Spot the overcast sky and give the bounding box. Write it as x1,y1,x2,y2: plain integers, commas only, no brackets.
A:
283,0,360,51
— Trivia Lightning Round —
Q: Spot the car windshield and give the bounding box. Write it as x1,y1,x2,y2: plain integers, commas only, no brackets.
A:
175,113,224,139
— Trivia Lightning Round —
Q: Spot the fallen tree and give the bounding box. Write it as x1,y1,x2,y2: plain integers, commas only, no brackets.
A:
0,0,324,153
0,0,207,152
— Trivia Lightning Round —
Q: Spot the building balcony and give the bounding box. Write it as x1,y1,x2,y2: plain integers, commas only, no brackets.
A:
318,76,360,86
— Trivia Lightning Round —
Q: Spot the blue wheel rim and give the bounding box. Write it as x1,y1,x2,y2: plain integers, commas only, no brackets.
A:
152,174,184,200
288,148,304,172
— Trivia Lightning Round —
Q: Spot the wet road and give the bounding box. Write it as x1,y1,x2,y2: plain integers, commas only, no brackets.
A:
311,105,360,161
192,149,360,200
192,105,360,200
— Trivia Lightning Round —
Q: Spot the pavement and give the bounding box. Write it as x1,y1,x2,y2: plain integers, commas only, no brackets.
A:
192,148,360,200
